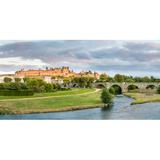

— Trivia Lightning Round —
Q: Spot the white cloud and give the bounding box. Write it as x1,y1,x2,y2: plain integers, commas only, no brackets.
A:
0,71,15,74
0,57,47,66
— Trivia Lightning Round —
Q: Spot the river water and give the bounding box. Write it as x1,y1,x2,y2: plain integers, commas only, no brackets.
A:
0,95,160,120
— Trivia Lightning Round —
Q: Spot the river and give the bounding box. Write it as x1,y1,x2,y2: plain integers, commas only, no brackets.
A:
0,95,160,119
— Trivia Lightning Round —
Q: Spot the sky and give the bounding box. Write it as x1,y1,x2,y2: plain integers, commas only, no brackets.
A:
0,40,160,77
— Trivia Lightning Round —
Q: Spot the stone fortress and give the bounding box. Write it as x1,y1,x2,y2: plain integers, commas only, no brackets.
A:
0,66,100,83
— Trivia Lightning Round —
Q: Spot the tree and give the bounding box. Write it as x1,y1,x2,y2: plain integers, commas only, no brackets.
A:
86,77,94,88
19,83,28,90
14,78,21,83
109,87,115,95
26,79,39,92
99,73,108,82
72,76,94,88
63,77,71,87
101,88,113,107
8,82,21,90
4,77,12,83
55,83,61,90
0,83,6,90
142,76,151,82
114,74,124,82
157,86,160,94
108,77,115,82
23,77,30,83
45,83,53,92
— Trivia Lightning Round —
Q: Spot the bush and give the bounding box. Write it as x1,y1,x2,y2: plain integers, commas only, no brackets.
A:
60,88,71,91
157,86,160,94
45,83,53,92
101,88,113,106
109,87,115,95
0,90,34,96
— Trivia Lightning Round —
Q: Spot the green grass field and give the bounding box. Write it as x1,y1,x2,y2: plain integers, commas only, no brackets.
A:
0,89,102,114
124,92,160,105
0,88,96,100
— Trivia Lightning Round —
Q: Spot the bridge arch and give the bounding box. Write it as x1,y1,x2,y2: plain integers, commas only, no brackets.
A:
127,84,139,91
146,84,156,89
96,84,105,88
72,83,79,88
110,84,122,94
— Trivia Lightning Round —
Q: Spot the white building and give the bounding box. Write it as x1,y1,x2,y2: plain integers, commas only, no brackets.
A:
52,79,64,84
43,76,64,84
43,76,52,83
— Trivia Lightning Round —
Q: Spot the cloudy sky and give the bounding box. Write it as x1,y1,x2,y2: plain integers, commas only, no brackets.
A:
0,40,160,77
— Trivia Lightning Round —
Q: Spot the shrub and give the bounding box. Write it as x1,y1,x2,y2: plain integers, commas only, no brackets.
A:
0,90,34,96
14,78,21,83
60,88,71,91
45,83,53,92
101,88,113,107
157,86,160,94
109,87,115,95
0,83,6,90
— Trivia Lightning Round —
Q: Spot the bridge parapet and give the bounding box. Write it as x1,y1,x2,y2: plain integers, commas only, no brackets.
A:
93,82,160,93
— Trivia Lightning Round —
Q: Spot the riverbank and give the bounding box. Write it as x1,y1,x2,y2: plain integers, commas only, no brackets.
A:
124,92,160,105
0,89,103,115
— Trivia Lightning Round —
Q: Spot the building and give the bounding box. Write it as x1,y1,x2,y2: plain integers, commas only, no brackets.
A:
79,71,100,79
0,66,102,84
15,66,77,79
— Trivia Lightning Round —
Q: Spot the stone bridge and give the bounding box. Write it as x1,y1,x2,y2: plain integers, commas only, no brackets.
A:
92,82,160,93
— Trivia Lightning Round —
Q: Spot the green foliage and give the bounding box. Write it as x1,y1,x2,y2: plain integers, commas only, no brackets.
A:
0,83,6,90
23,77,30,83
45,83,53,92
4,77,12,83
72,77,94,88
99,74,108,82
14,78,21,83
0,89,100,114
63,77,71,84
101,88,113,105
109,87,115,95
8,82,21,90
111,85,122,94
0,82,28,91
0,90,34,96
114,74,124,82
157,86,160,94
104,74,160,83
25,78,46,92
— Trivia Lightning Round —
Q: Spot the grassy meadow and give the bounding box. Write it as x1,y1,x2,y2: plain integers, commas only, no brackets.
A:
124,92,160,105
0,89,102,115
0,88,96,100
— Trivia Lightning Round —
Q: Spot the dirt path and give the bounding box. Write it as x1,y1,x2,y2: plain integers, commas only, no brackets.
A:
0,89,100,102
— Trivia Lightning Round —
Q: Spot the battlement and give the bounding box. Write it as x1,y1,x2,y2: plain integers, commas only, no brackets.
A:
15,66,101,79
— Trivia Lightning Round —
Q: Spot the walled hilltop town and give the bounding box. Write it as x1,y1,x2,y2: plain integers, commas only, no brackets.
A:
0,66,101,83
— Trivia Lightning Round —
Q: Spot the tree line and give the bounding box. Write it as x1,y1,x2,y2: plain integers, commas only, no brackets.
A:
97,74,160,83
0,77,66,94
